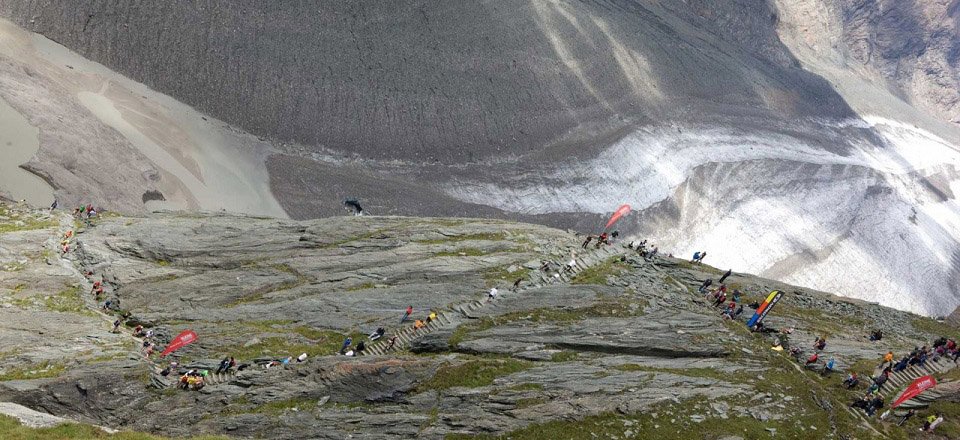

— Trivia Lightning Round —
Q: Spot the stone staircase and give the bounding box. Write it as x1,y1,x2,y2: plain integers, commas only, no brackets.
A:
360,243,627,356
840,355,958,429
159,367,238,389
876,357,957,399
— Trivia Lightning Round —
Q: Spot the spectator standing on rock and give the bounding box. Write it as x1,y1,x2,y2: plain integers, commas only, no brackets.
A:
401,305,413,324
698,279,713,294
719,269,732,284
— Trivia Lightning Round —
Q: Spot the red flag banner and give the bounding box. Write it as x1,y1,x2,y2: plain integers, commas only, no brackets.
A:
160,330,198,357
605,204,631,230
892,375,936,408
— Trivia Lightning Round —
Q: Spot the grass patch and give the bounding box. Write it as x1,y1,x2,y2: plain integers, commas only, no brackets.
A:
204,322,364,361
253,397,319,414
346,282,377,292
0,414,230,439
514,397,547,409
43,285,91,315
482,265,531,288
571,257,628,285
0,208,58,234
549,351,578,362
672,259,725,275
226,264,311,306
449,296,644,347
611,364,731,381
435,248,487,257
508,383,544,391
912,317,959,339
417,232,509,245
419,358,532,391
0,361,67,381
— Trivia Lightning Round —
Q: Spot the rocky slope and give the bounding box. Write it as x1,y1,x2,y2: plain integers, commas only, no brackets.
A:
2,201,960,439
0,2,959,318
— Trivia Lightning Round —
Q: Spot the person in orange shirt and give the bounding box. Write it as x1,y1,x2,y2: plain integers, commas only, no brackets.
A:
883,351,894,368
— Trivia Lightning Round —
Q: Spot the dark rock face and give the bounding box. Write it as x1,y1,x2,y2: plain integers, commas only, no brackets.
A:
837,0,960,121
0,0,854,162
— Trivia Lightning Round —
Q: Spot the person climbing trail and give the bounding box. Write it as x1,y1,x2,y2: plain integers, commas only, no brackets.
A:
112,319,121,333
691,251,700,263
719,269,732,284
581,235,593,249
896,409,915,426
340,337,352,354
697,251,707,264
487,287,499,302
400,305,413,324
369,327,385,340
386,335,398,350
512,278,522,291
646,246,659,260
882,351,894,369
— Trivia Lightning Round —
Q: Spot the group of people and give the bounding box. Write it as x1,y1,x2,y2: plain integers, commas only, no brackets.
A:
581,231,617,249
335,306,439,356
843,336,960,427
72,202,100,225
176,369,207,391
628,239,660,260
697,277,746,322
59,229,74,255
690,251,708,264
